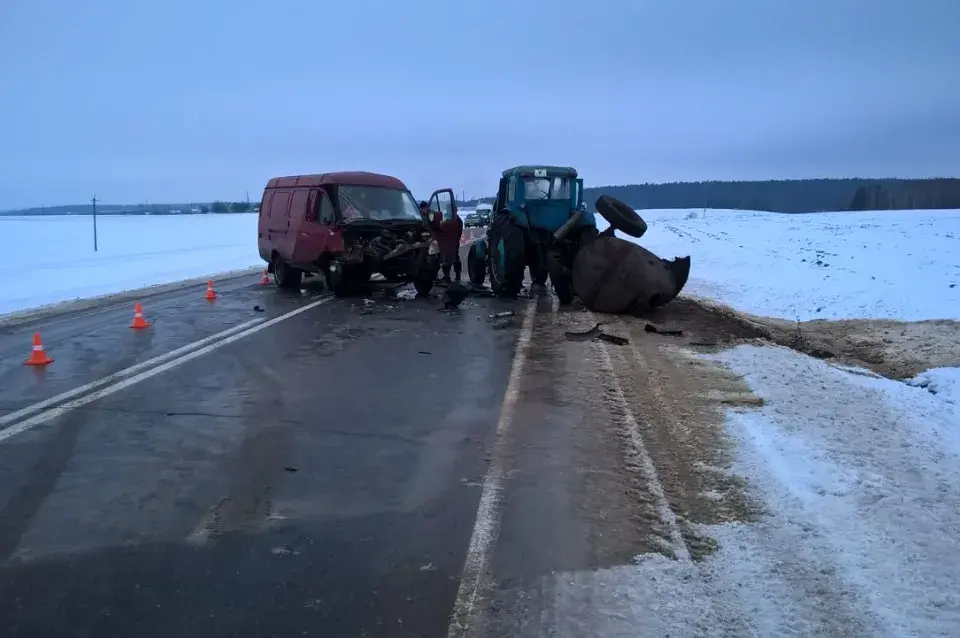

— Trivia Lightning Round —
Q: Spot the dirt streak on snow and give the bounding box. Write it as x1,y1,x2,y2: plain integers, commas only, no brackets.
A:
538,344,960,637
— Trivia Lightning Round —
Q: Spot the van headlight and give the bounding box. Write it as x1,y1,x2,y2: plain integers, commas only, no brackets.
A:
428,239,440,256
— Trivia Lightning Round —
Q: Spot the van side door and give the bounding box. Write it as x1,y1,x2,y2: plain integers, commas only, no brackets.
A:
286,188,311,258
427,188,457,225
312,188,341,255
267,190,293,247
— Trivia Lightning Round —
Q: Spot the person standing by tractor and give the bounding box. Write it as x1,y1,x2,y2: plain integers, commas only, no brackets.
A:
438,205,463,284
420,200,462,284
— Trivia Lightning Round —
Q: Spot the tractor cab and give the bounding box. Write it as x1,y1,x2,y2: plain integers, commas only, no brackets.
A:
493,165,593,233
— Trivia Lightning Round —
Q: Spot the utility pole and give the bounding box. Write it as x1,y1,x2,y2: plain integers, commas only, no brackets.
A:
91,194,99,252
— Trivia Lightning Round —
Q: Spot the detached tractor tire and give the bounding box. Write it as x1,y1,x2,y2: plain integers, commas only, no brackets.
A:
467,241,487,286
488,218,525,298
594,195,648,239
273,255,303,290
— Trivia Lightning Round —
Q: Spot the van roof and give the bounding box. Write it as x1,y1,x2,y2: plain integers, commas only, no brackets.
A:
265,171,407,190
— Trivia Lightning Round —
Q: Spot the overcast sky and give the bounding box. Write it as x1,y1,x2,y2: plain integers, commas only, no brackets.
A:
1,0,957,208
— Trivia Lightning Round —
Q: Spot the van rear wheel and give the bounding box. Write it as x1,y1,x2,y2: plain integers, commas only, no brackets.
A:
273,256,302,290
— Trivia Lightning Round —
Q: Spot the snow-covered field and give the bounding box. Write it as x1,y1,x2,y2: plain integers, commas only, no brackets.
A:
0,213,260,316
570,208,960,636
599,208,960,322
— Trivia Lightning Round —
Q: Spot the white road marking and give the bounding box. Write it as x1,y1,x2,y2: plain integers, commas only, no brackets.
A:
0,318,264,429
592,315,691,563
0,297,333,444
446,298,537,638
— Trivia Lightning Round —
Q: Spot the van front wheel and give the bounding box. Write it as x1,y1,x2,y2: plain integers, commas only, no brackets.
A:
273,256,302,290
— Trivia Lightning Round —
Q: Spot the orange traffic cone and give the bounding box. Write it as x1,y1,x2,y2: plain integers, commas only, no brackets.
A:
260,269,270,285
24,332,53,366
130,301,151,329
204,280,217,301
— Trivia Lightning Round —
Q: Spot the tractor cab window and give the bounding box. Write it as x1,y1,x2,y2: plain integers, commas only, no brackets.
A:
523,176,571,201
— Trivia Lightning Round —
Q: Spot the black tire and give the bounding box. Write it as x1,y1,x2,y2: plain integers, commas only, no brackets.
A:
413,255,440,296
545,251,575,305
488,217,525,298
467,242,487,286
324,262,352,297
594,195,648,239
414,271,436,296
273,255,303,290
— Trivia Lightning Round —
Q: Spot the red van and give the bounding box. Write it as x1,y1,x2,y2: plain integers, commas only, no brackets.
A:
258,171,456,296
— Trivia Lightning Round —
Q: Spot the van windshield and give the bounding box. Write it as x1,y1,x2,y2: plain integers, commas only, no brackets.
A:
337,185,423,222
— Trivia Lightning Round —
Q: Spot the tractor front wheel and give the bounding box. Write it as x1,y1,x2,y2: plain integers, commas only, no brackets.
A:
467,241,487,286
488,218,525,298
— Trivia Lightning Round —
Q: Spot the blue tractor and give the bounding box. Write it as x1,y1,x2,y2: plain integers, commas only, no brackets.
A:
467,165,646,304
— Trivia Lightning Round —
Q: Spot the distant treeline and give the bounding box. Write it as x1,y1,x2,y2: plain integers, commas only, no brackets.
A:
6,178,960,216
0,200,255,216
462,178,960,213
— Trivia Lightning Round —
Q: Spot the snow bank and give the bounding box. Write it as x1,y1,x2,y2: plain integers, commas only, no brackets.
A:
907,366,960,406
0,214,261,316
568,209,960,634
604,208,960,322
545,345,960,636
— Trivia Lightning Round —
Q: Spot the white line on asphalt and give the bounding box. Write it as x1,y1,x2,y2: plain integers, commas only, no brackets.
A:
446,298,538,638
0,297,333,444
0,318,265,429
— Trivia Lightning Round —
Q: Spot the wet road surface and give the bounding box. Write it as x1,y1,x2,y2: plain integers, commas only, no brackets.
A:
1,238,718,637
0,264,526,637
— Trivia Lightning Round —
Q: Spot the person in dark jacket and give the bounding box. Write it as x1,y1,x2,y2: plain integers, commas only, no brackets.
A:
420,200,462,283
438,207,463,283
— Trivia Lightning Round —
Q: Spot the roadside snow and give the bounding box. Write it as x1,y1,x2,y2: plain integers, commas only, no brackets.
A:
566,209,960,636
545,345,960,637
0,214,260,317
601,208,960,322
907,367,960,406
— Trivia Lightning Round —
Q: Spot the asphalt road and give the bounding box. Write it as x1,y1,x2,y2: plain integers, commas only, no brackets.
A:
0,263,530,637
0,227,663,638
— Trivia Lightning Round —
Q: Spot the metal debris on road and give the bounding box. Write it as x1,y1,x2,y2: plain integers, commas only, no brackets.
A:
563,322,630,346
488,311,515,319
597,332,629,346
644,323,684,337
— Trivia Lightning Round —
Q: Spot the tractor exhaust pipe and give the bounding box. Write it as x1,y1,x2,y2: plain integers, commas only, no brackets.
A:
554,208,584,241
